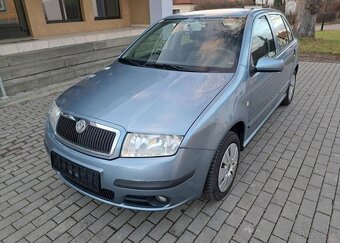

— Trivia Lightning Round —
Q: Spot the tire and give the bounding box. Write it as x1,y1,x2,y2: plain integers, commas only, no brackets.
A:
203,131,240,201
281,72,296,106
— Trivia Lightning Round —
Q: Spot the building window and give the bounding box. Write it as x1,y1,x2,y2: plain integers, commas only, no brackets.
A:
0,0,6,12
42,0,82,23
92,0,121,20
173,9,180,14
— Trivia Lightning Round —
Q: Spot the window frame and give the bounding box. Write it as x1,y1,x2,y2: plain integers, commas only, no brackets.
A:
268,13,293,53
248,14,277,68
43,0,83,24
281,15,294,42
93,0,121,21
0,0,7,12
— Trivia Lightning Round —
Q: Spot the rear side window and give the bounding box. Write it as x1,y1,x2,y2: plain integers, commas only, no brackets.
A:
269,14,291,50
282,17,294,42
251,16,276,65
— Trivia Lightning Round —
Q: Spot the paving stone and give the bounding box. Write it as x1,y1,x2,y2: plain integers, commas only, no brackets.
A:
237,192,256,211
187,212,210,235
212,224,235,243
232,221,255,243
109,210,135,230
244,204,265,225
288,232,307,243
176,230,196,243
317,196,333,216
169,214,192,237
263,203,282,223
253,218,275,242
107,224,134,243
148,218,172,241
292,214,312,238
254,191,272,209
87,226,115,243
25,220,56,242
281,201,299,221
219,194,240,212
158,233,177,243
128,220,154,243
312,212,330,234
1,62,340,243
47,217,77,240
308,229,327,243
88,211,115,234
129,211,151,228
225,207,247,228
272,217,294,241
300,199,317,218
207,209,229,231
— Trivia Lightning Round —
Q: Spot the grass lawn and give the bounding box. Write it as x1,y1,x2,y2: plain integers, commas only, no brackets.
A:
299,30,340,55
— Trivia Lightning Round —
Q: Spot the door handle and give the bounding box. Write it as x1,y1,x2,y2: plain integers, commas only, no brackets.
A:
293,49,297,55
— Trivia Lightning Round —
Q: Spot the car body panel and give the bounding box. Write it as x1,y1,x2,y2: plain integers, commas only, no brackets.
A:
45,121,215,210
57,62,234,135
45,8,299,210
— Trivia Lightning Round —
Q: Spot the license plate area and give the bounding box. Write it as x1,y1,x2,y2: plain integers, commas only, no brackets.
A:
51,152,100,193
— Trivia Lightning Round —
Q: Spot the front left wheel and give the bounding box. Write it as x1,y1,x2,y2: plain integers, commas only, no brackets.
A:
203,131,240,201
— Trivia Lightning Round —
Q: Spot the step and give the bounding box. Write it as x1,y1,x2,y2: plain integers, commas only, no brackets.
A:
3,36,136,66
0,36,136,95
0,45,126,81
4,57,113,95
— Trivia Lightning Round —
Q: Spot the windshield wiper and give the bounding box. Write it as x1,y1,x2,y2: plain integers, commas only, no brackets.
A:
146,63,194,72
118,58,145,67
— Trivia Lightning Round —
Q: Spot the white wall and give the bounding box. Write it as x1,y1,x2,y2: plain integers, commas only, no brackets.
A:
173,4,196,13
254,0,296,14
149,0,173,23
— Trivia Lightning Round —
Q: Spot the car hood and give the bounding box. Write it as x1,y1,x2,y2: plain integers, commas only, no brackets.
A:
57,62,234,135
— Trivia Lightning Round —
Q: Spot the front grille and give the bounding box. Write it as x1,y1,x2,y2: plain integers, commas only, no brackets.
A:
51,152,115,201
56,116,116,154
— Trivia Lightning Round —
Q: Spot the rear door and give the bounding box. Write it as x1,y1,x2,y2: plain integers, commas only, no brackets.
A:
268,14,297,92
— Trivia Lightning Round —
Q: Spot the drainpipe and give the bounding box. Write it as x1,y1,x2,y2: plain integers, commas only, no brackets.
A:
149,0,173,24
0,77,8,99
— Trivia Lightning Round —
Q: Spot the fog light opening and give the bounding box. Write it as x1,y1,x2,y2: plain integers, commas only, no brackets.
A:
155,196,168,204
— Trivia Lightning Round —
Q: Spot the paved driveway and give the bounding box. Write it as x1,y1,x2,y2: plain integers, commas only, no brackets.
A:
1,62,340,243
316,24,340,31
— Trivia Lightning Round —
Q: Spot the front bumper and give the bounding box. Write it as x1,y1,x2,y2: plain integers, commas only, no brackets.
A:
45,122,215,211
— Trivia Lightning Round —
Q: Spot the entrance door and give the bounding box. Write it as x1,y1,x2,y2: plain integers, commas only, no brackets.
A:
0,0,29,40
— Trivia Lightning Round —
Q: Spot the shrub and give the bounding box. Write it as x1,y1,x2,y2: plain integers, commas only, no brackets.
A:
316,11,337,23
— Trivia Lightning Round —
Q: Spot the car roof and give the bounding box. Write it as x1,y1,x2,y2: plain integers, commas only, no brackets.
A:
164,8,280,20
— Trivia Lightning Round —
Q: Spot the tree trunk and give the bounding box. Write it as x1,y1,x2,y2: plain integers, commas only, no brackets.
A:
293,0,321,37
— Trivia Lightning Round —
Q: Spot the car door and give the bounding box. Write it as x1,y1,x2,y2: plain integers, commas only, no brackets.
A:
268,14,297,92
247,15,278,135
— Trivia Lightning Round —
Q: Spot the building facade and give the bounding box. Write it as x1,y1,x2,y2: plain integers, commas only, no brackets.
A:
0,0,172,40
173,0,197,14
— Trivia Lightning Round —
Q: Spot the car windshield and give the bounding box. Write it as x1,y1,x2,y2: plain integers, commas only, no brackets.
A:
119,17,246,73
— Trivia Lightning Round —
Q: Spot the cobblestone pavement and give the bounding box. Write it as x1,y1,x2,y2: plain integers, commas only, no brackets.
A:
1,62,340,243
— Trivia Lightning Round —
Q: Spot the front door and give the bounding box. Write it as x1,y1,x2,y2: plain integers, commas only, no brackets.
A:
0,0,29,40
248,15,278,135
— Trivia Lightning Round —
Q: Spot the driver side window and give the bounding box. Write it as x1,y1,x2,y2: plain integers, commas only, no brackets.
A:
251,16,276,65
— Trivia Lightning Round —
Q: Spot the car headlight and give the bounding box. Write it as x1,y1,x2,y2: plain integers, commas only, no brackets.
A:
121,133,183,157
48,100,61,131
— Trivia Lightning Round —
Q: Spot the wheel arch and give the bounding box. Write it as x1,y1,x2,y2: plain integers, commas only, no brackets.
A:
229,121,246,150
295,64,299,74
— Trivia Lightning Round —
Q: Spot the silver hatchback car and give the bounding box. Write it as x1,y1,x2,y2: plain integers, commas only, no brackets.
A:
45,8,298,210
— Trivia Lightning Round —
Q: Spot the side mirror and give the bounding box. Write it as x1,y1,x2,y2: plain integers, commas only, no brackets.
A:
256,57,284,72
